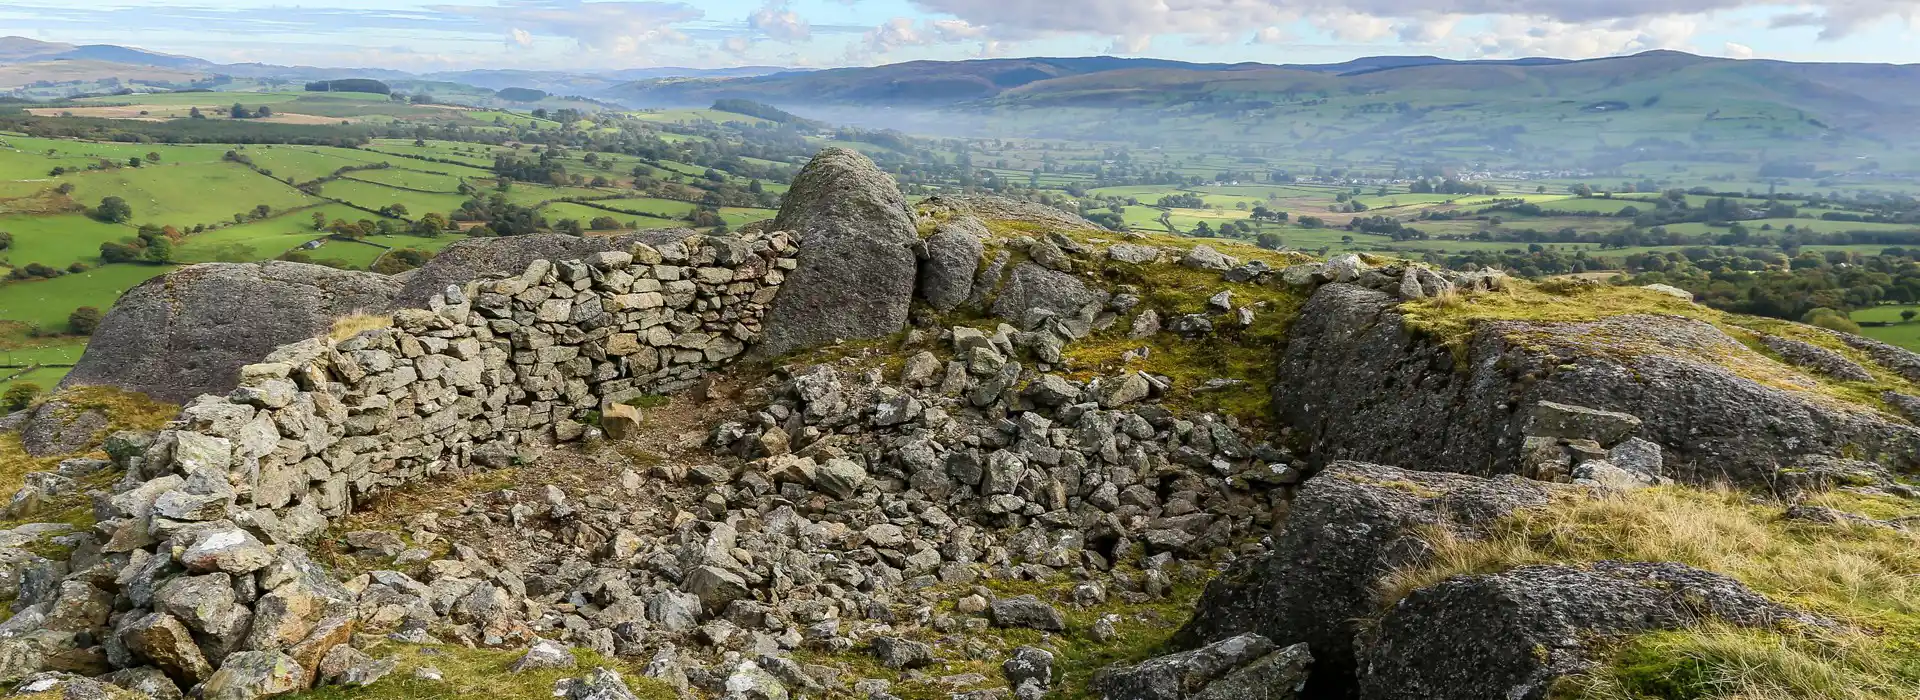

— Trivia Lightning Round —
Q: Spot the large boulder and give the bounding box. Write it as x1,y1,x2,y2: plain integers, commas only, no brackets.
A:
58,262,399,404
1275,283,1920,487
989,262,1109,322
394,231,689,307
1358,561,1829,700
753,148,918,358
1173,462,1562,697
917,215,987,312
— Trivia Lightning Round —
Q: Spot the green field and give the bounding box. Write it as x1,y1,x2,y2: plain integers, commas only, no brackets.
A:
0,263,171,332
60,162,319,228
173,204,356,264
1855,305,1920,351
0,214,134,269
342,168,468,193
320,180,469,219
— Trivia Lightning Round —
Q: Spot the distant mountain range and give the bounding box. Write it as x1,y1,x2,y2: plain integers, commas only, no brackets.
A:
10,35,1920,155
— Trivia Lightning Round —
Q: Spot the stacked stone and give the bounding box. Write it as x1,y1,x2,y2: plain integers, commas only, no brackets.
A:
0,233,796,696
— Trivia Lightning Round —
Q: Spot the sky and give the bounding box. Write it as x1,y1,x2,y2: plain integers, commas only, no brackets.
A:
2,0,1918,73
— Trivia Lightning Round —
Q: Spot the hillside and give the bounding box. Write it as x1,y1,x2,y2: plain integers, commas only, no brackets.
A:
0,148,1918,700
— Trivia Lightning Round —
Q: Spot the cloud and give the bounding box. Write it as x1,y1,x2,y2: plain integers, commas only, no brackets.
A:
1464,15,1699,58
902,0,1910,47
721,35,752,56
1251,26,1291,44
431,0,701,54
865,17,925,53
1107,35,1153,54
1724,41,1753,59
509,28,534,47
749,1,811,42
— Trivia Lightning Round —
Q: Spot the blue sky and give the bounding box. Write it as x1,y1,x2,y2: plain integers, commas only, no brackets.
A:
2,0,1916,72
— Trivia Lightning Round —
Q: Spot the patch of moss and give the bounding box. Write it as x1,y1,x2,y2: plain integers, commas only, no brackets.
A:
1398,281,1920,416
1060,257,1307,427
288,643,679,700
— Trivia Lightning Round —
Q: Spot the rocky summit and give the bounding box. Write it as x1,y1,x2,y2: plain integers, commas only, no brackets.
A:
5,147,1920,700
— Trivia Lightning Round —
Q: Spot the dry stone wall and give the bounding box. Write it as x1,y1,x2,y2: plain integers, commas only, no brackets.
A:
109,231,796,532
0,233,796,691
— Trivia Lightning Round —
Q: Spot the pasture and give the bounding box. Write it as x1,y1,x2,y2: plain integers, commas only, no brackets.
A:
59,162,319,228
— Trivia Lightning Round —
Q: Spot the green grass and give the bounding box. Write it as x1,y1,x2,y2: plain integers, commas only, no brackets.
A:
320,180,470,219
342,168,468,193
285,644,676,700
1382,486,1920,700
173,204,353,264
0,214,134,269
59,162,320,228
237,147,387,183
1853,305,1920,352
0,263,171,332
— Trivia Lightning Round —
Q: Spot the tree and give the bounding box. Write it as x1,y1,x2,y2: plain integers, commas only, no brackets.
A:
143,237,173,263
95,196,132,224
231,103,249,119
1255,232,1284,250
1802,307,1860,334
145,152,160,163
100,242,141,263
188,107,205,119
0,231,11,251
253,204,272,220
127,156,142,168
2,382,41,412
68,306,102,335
255,106,272,118
589,216,621,231
312,211,328,230
1904,309,1917,323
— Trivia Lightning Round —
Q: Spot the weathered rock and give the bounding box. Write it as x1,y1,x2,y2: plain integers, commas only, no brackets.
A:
1089,634,1283,700
870,637,934,670
1359,561,1830,700
58,262,400,403
1173,462,1561,695
919,218,986,311
755,148,917,358
602,403,644,441
315,645,396,687
1274,283,1920,486
196,651,306,700
17,398,110,458
511,639,577,673
1002,646,1055,689
1181,246,1236,272
120,613,212,687
1193,645,1311,700
567,667,644,700
989,595,1065,631
990,263,1109,322
1760,335,1875,382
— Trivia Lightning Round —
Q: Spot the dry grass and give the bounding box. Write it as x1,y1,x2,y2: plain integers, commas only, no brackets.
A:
329,313,393,341
1379,486,1920,699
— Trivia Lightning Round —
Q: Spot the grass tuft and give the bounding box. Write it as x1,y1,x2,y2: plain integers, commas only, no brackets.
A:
1381,486,1920,700
329,313,393,341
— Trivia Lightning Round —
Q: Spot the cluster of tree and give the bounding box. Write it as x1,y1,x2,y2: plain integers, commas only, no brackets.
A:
453,194,547,236
304,79,391,95
492,150,570,186
1155,193,1206,209
228,103,273,120
99,224,178,264
371,248,435,274
1348,215,1427,240
1408,178,1498,196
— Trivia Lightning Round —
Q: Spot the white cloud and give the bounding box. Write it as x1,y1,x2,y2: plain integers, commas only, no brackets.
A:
509,27,534,46
431,0,700,54
1107,34,1153,54
1251,26,1291,44
749,1,810,42
1724,41,1753,59
865,17,924,53
1464,15,1699,58
722,36,752,55
1311,11,1394,42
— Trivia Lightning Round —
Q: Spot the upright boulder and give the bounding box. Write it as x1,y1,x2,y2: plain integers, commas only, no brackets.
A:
753,148,918,358
59,262,399,404
918,216,987,312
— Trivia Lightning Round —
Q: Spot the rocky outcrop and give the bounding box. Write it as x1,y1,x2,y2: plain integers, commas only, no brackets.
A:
58,262,400,404
1092,634,1309,700
754,148,918,358
1358,561,1830,700
1174,462,1561,696
919,194,1106,232
989,263,1109,323
395,232,693,308
1275,283,1920,487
